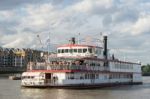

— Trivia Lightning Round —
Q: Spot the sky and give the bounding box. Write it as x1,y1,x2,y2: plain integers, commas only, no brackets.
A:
0,0,150,64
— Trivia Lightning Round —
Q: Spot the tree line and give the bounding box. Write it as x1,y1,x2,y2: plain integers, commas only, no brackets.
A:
142,64,150,76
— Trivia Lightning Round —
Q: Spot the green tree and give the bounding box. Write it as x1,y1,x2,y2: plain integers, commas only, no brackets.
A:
142,64,150,75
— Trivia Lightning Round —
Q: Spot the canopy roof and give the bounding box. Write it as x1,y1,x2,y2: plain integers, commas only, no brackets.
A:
22,72,43,76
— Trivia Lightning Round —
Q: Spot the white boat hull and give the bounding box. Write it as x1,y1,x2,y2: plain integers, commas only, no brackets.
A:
21,71,142,88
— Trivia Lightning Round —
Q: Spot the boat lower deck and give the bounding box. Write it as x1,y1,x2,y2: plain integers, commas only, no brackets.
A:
21,71,143,89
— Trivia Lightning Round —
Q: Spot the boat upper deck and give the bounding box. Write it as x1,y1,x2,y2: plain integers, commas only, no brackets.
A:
27,56,141,74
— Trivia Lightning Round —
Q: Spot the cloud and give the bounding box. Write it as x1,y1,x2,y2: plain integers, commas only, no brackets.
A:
130,15,150,35
118,14,150,36
71,0,114,15
1,33,36,48
113,8,139,23
0,0,47,10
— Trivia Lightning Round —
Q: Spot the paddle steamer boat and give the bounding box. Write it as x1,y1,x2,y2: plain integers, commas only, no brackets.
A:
21,36,142,88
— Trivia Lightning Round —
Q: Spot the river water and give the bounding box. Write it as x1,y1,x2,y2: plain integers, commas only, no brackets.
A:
0,76,150,99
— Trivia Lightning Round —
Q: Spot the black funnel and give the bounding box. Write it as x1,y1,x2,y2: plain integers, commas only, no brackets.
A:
71,37,76,44
103,36,107,60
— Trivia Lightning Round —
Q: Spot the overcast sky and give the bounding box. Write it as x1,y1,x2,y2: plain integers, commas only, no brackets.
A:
0,0,150,64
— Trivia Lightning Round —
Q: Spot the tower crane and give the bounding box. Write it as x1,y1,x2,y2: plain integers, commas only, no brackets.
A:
37,34,44,58
37,34,44,50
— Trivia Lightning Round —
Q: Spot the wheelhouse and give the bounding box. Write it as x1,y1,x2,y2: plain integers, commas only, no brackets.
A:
57,44,104,58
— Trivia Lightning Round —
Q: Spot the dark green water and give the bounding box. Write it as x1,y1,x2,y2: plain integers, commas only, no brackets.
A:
0,77,150,99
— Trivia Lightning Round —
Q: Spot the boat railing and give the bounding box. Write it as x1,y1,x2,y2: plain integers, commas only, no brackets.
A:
31,64,109,71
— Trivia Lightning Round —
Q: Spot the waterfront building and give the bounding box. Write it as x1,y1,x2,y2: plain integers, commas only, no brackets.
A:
0,47,46,73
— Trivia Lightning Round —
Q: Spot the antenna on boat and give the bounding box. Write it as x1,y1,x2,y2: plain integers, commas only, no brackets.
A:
99,32,103,47
78,33,80,44
47,32,50,63
123,56,126,61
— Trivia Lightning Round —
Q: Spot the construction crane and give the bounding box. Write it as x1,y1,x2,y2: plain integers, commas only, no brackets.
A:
37,34,44,50
36,34,45,59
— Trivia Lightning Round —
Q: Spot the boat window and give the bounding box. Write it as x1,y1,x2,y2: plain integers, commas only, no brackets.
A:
78,49,82,53
99,49,101,54
22,76,26,79
58,49,61,53
95,49,98,54
31,76,34,79
62,49,64,53
74,49,77,53
65,49,69,53
80,76,84,79
88,48,92,53
97,63,100,66
85,74,88,79
69,49,73,53
83,49,87,53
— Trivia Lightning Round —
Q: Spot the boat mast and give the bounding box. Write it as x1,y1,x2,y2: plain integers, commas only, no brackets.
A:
47,32,50,63
78,33,80,44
